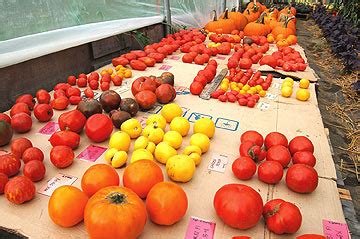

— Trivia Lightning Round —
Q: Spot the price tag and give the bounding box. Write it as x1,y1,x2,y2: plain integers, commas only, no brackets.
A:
175,85,190,95
159,65,172,71
257,102,270,110
77,145,107,162
265,93,277,100
271,82,281,89
135,114,149,128
38,173,77,197
185,216,216,239
37,122,59,135
114,84,130,94
169,55,180,60
323,220,350,239
216,56,226,60
208,154,228,173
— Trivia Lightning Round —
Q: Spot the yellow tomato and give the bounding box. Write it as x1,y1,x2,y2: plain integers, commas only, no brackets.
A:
106,68,113,74
166,155,196,183
220,84,229,91
259,90,266,97
239,89,246,94
281,86,293,98
299,78,310,89
282,81,293,88
238,83,244,89
243,84,250,91
124,70,132,78
255,85,263,92
296,89,310,101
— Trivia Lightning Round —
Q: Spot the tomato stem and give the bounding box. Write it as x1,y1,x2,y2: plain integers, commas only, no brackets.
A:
106,192,127,204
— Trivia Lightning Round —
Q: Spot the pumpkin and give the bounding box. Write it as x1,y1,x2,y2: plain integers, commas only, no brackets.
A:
264,12,278,31
272,16,296,38
84,186,147,239
205,10,236,34
219,6,248,31
244,8,260,22
48,185,89,227
247,0,265,13
244,12,269,36
280,5,297,16
264,7,279,18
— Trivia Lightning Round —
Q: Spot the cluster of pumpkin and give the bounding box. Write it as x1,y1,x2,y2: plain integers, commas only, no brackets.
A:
204,2,298,47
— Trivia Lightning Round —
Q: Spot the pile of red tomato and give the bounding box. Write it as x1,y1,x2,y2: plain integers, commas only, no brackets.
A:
189,60,218,95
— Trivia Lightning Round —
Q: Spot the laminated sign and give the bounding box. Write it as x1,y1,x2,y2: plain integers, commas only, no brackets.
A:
77,145,107,162
38,173,77,197
185,216,216,239
37,122,59,135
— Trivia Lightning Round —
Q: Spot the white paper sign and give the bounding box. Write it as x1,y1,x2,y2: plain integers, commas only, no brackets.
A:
271,82,281,89
265,93,277,100
38,173,78,197
208,154,228,173
257,102,270,110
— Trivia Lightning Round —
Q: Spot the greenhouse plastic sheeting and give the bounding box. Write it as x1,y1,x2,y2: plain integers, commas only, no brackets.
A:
0,0,243,68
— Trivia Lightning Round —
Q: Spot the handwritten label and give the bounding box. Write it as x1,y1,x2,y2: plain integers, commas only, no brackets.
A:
271,82,281,89
188,112,213,123
257,102,270,110
216,56,226,60
185,217,216,239
38,173,77,196
265,93,277,100
175,85,190,95
169,55,180,60
208,154,228,173
147,104,163,114
77,145,107,162
37,122,59,135
159,65,172,71
215,118,239,131
114,83,130,94
135,114,149,128
323,220,350,239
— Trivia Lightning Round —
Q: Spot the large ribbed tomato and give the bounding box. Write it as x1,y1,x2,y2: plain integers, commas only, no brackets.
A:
263,199,302,234
85,114,113,142
0,153,21,177
4,176,35,204
213,184,263,229
84,186,147,239
58,110,86,133
48,185,89,227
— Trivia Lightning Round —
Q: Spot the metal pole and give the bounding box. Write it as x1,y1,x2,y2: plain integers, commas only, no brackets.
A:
223,0,227,12
163,0,171,35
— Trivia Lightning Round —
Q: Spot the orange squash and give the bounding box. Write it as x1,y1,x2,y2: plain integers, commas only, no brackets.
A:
247,0,266,13
264,7,279,18
220,7,248,31
84,186,147,239
280,5,297,16
205,9,236,34
271,16,296,38
244,8,260,22
244,13,269,36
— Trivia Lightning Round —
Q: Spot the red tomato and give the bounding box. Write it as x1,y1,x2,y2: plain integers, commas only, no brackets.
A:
263,199,302,234
66,87,81,98
54,89,67,99
258,161,283,184
264,132,288,149
34,104,53,122
266,145,291,168
232,156,257,180
85,114,113,143
36,89,51,104
240,130,263,146
292,151,316,167
50,146,74,168
239,141,266,162
67,75,77,85
22,147,44,163
112,75,123,86
10,102,31,117
0,153,21,177
135,90,157,110
89,80,99,90
193,75,207,87
101,82,110,91
286,164,318,193
16,94,35,110
4,176,35,204
88,72,99,82
54,83,71,92
58,110,86,133
239,58,252,69
51,96,69,110
78,73,87,80
49,131,80,149
11,113,32,133
0,173,8,194
23,160,46,182
11,137,32,158
0,113,11,124
296,234,326,239
77,77,87,87
190,82,204,95
84,88,94,98
213,184,263,229
69,96,82,105
289,136,314,155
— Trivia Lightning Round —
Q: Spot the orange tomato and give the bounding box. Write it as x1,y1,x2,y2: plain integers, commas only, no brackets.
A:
123,160,163,199
48,185,89,227
276,34,285,42
81,164,119,197
84,186,147,239
146,181,188,225
286,35,297,45
267,34,275,43
277,39,289,47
